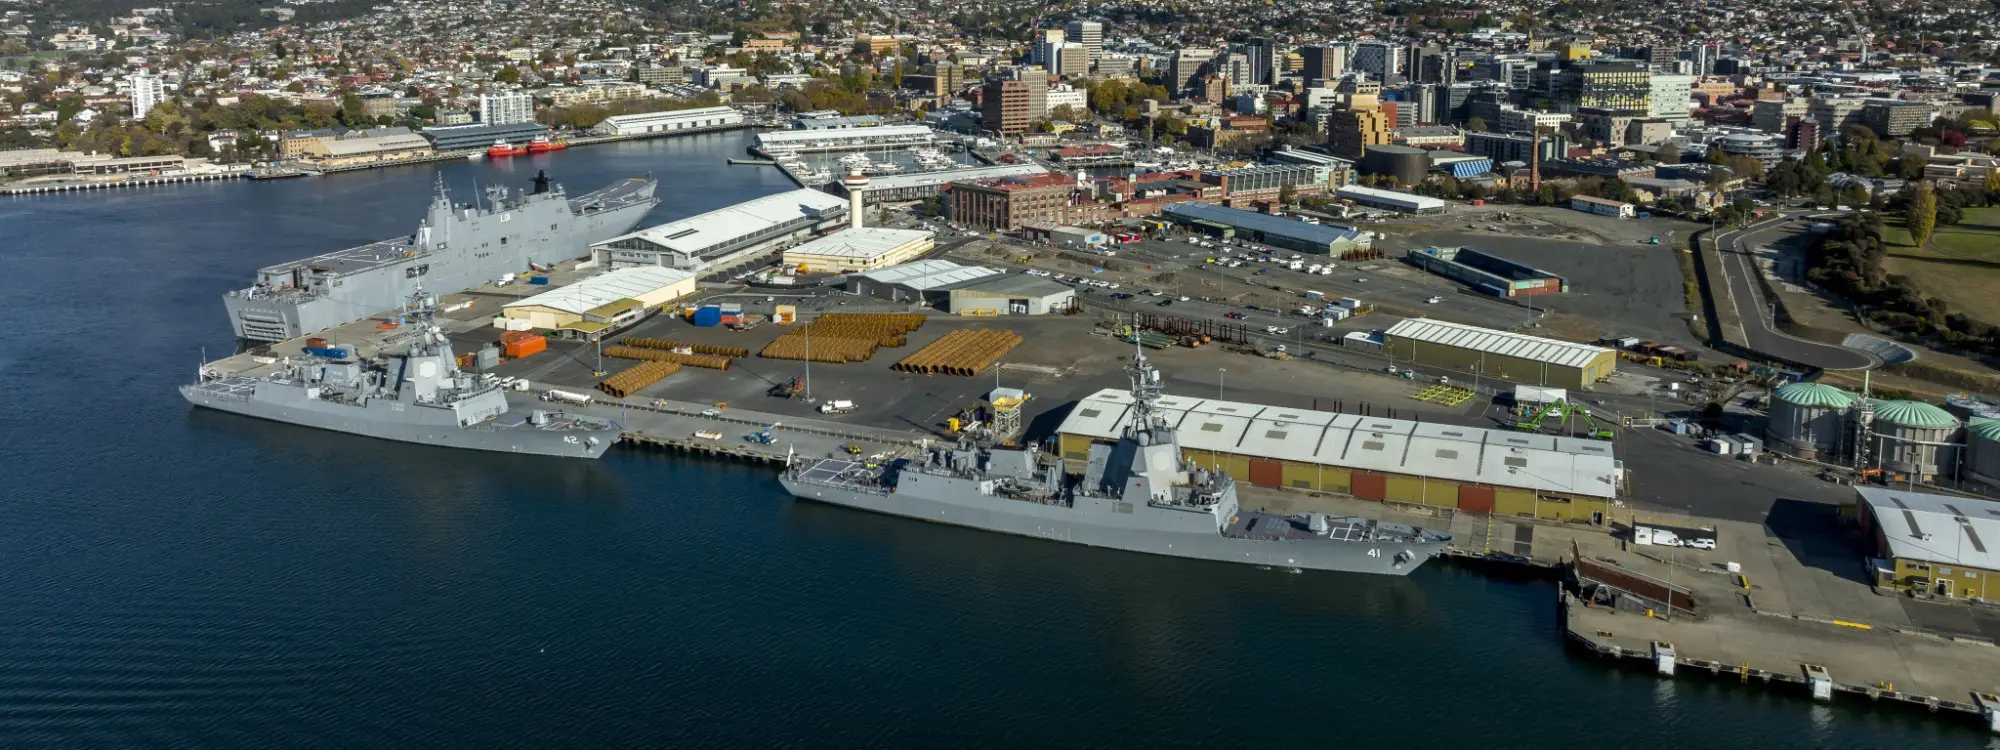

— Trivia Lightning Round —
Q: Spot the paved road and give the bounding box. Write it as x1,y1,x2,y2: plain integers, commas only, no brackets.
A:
1713,217,1876,371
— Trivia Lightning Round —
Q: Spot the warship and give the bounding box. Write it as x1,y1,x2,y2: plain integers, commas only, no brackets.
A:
780,347,1452,575
223,170,657,342
184,290,622,458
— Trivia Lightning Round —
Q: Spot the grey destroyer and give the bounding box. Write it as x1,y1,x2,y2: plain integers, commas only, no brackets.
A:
780,349,1452,575
185,290,621,458
224,170,657,342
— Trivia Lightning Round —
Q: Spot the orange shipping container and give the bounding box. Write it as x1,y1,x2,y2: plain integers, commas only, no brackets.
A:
500,330,539,345
504,335,546,359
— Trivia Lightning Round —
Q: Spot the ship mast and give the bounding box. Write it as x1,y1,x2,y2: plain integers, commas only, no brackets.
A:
1124,339,1168,438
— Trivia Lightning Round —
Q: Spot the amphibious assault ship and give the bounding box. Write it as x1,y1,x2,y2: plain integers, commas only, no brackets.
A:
224,170,657,342
780,348,1452,575
184,290,621,458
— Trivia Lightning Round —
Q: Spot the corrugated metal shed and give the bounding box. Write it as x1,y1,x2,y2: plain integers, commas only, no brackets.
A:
1855,486,2000,570
503,267,695,315
852,259,1004,290
1385,318,1612,369
1053,389,1618,498
1162,202,1366,245
597,188,847,257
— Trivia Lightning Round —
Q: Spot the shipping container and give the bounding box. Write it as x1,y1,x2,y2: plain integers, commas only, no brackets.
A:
305,337,329,349
303,346,351,359
528,276,551,285
503,333,546,359
692,307,723,327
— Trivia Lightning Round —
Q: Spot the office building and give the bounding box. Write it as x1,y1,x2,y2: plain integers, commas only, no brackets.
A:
479,91,535,125
982,79,1032,135
910,62,964,97
1247,37,1276,86
1063,20,1103,67
1648,74,1694,123
948,172,1081,231
1466,130,1567,164
1751,97,1808,134
1171,48,1216,94
1808,95,1868,139
1301,44,1346,87
1553,62,1650,113
1053,43,1090,78
1032,29,1065,69
1862,100,1932,138
1327,106,1391,159
1352,41,1399,82
127,72,165,120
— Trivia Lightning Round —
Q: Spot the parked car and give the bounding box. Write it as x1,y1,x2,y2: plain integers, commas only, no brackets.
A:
1225,311,1245,319
1156,299,1174,307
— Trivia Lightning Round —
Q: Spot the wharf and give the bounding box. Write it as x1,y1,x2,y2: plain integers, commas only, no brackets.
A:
558,389,930,465
1,169,245,195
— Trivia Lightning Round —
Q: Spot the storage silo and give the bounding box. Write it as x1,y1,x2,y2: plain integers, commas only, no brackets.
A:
1867,399,1963,481
1764,382,1855,460
1965,418,2000,489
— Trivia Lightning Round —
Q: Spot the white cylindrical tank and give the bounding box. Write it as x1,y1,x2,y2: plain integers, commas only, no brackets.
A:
1868,399,1963,480
1765,383,1855,460
1966,418,2000,489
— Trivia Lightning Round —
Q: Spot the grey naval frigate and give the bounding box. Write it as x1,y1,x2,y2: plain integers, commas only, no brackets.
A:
780,348,1452,575
184,291,621,458
224,170,657,342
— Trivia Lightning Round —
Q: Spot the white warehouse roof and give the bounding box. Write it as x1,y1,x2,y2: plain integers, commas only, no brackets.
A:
1856,487,2000,570
1385,318,1613,369
1056,388,1621,499
786,227,933,260
503,266,695,315
757,124,935,146
1335,185,1447,211
595,188,846,257
852,259,1003,290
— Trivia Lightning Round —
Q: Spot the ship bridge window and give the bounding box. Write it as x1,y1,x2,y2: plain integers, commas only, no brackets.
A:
500,237,507,245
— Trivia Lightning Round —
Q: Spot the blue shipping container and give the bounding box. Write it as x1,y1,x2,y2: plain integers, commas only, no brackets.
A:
528,276,551,285
691,307,722,327
303,346,351,359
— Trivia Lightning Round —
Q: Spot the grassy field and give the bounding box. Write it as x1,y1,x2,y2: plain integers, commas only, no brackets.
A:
1881,207,2000,321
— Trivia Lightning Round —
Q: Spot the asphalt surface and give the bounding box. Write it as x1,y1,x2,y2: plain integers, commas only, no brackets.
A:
1714,217,1877,371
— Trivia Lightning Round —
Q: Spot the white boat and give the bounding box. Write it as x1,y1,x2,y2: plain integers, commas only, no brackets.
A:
466,152,486,161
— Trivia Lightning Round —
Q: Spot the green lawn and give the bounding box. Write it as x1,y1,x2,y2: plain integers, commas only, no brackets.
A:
1881,207,2000,321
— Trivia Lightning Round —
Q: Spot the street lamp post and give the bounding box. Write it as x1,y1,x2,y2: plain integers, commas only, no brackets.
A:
1218,368,1226,400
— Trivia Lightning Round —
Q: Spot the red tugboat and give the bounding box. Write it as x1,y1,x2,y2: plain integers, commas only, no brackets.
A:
526,135,568,153
486,139,528,158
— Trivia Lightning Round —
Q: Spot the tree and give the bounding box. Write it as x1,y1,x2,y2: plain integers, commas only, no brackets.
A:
1987,166,2000,195
494,66,521,85
1907,182,1937,246
1278,182,1297,206
1654,142,1680,165
1465,115,1488,133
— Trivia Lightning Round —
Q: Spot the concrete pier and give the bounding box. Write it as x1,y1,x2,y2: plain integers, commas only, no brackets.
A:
0,170,244,195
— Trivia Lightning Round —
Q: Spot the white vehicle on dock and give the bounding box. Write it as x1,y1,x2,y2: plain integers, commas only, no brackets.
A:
542,389,594,405
693,429,724,441
819,400,857,414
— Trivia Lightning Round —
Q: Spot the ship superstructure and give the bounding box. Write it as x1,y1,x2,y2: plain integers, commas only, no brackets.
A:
185,290,621,458
780,347,1452,575
223,170,657,342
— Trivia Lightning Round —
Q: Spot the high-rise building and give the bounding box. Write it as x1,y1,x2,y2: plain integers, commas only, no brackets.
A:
1552,61,1650,113
1466,130,1567,164
1063,20,1104,67
1222,53,1254,89
1170,48,1215,95
1351,41,1399,83
1300,45,1346,87
1327,105,1390,159
982,79,1032,135
1750,97,1807,134
1053,43,1090,78
1010,68,1050,123
1247,37,1275,86
910,62,965,97
1199,73,1228,104
127,72,164,120
1032,29,1065,69
479,91,535,125
1401,83,1438,125
1647,74,1694,124
1808,95,1868,140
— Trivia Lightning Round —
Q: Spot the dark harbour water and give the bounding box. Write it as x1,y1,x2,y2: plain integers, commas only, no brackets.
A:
0,131,1988,748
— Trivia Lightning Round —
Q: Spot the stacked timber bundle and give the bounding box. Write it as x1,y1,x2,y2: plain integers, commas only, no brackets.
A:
891,329,1024,376
619,337,750,358
597,361,683,398
601,345,732,370
758,313,926,363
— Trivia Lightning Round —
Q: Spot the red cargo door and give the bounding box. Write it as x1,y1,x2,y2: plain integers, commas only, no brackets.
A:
1248,460,1283,488
1352,472,1387,500
1458,485,1496,514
